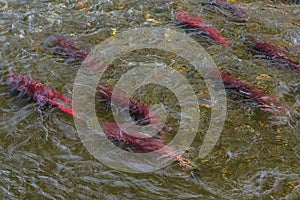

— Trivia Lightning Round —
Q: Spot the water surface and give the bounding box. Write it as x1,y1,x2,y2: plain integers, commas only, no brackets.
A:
0,0,300,199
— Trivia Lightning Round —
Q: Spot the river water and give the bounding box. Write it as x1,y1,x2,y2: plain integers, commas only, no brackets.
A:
0,0,300,199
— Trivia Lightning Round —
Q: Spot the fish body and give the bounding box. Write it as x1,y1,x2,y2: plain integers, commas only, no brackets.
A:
101,121,175,155
221,72,289,116
252,39,300,72
97,83,162,125
207,0,247,19
45,35,89,60
7,74,73,115
176,12,229,46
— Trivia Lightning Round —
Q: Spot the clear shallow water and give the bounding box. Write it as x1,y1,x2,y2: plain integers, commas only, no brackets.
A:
0,0,300,199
